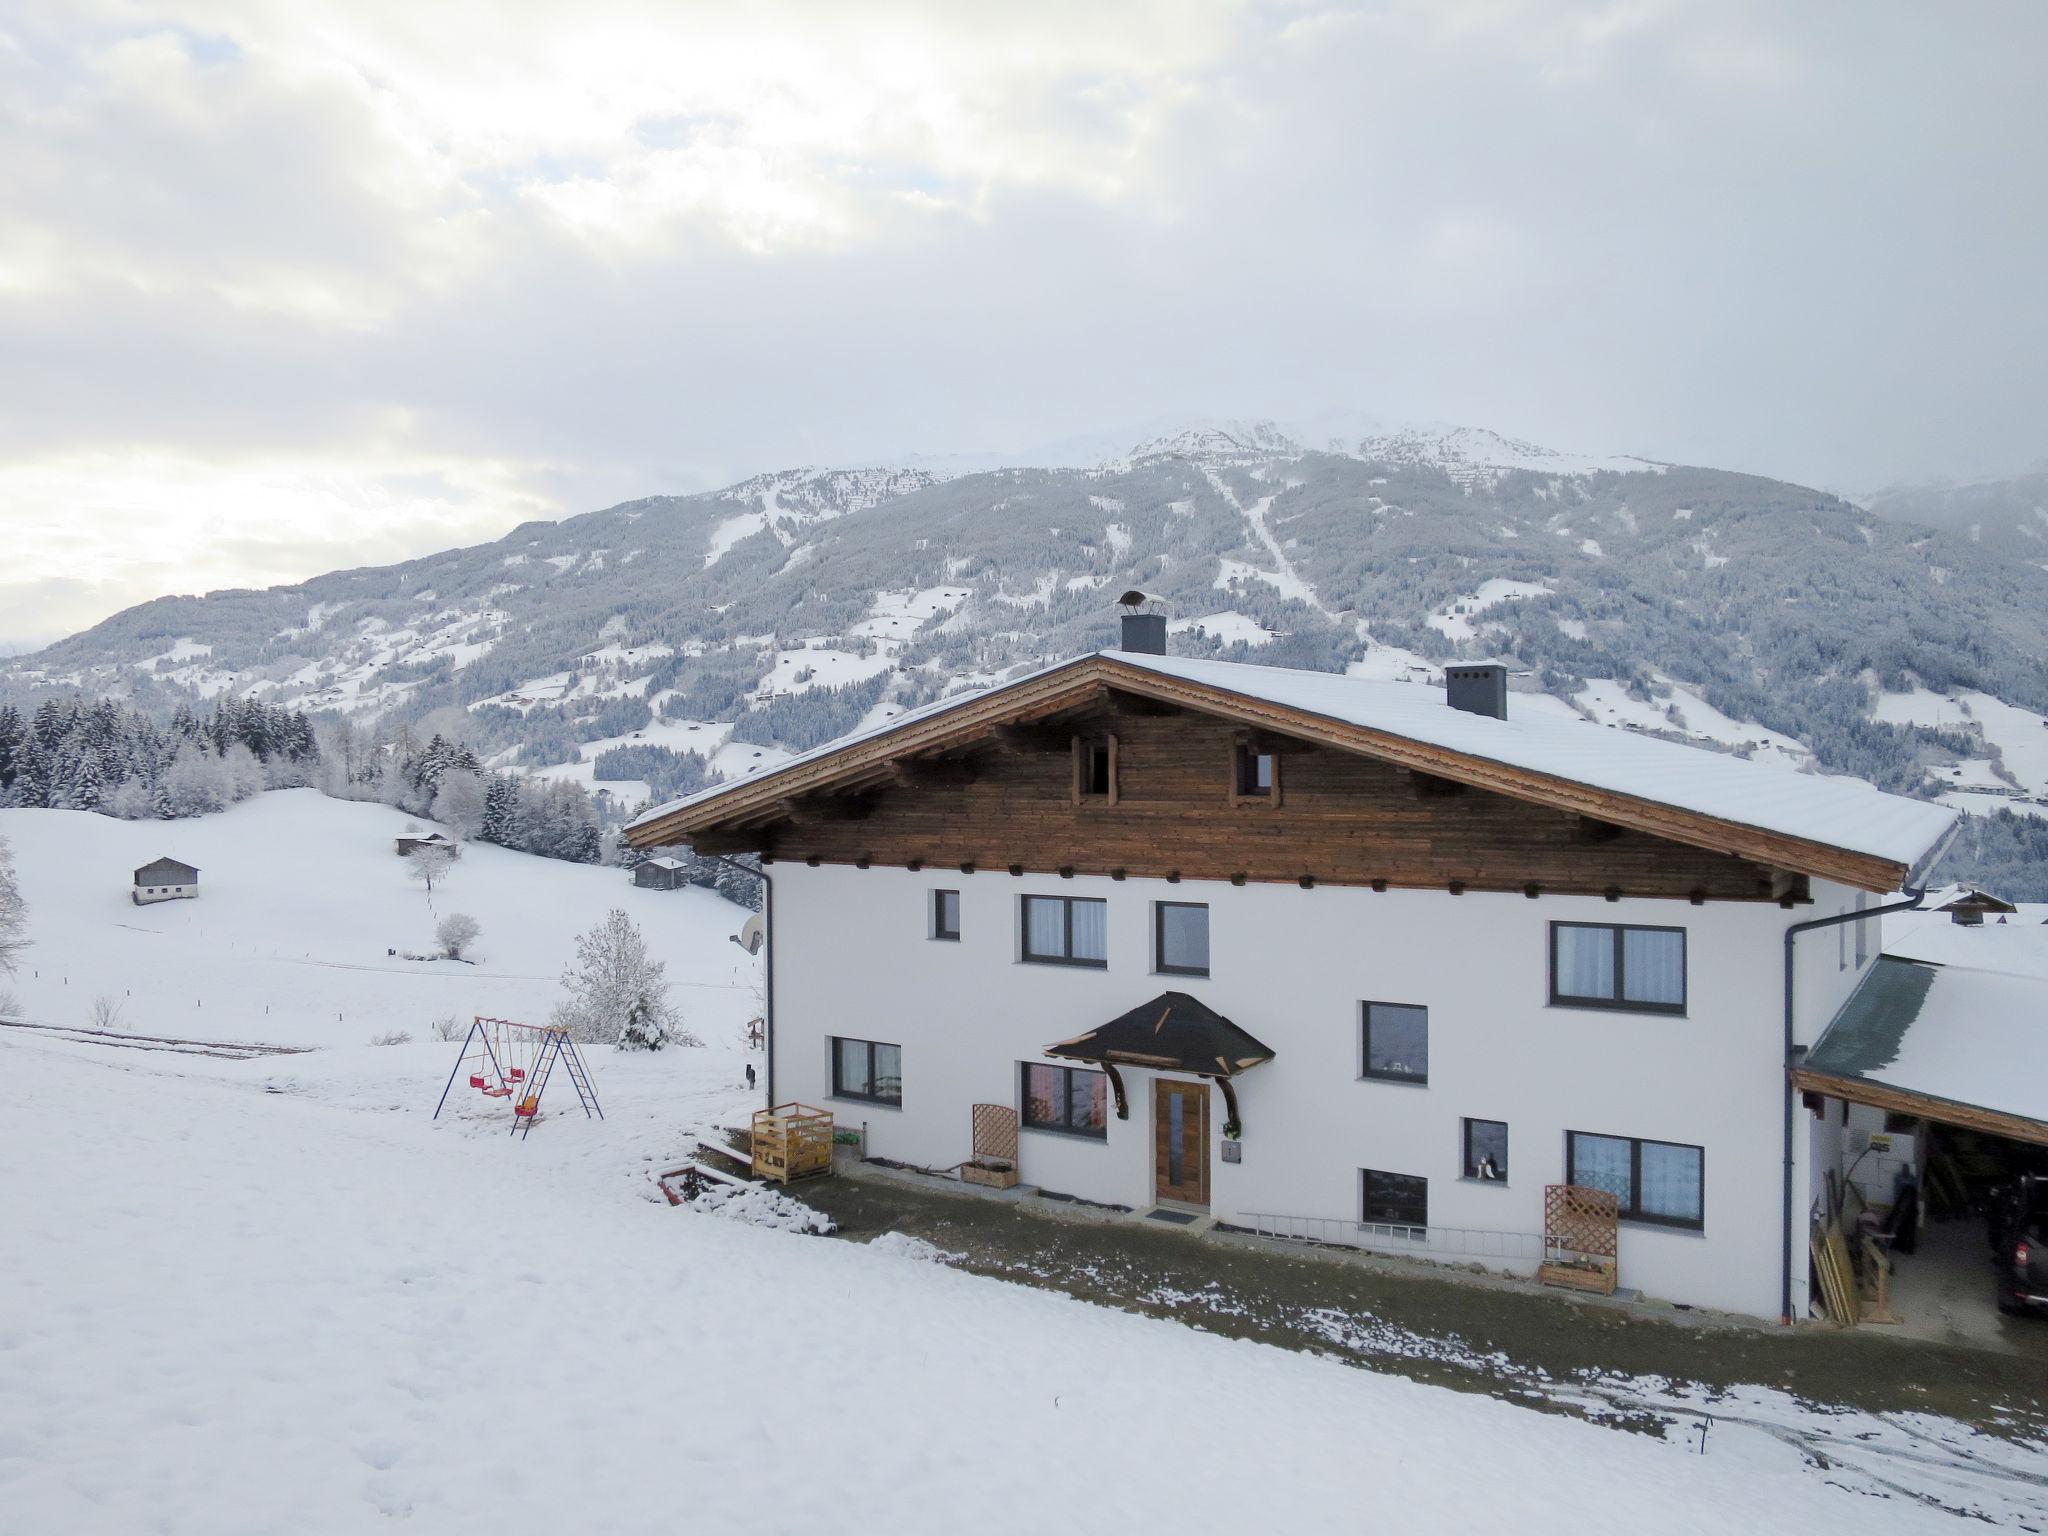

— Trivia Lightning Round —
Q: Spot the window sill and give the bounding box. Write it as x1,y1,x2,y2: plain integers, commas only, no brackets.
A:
1155,968,1210,980
1459,1176,1510,1188
1019,957,1109,970
1357,1074,1429,1088
1021,1124,1108,1144
931,935,960,943
1545,1001,1689,1021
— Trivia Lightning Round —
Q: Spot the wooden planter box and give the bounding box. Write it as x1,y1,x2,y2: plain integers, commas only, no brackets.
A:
752,1103,834,1185
1540,1184,1620,1297
1537,1257,1618,1295
961,1158,1020,1190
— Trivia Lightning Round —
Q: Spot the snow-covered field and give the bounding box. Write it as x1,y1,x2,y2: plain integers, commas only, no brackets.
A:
0,791,763,1049
1,791,2042,1532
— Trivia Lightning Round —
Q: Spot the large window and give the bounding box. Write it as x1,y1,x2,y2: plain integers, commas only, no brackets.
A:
1550,923,1687,1013
1022,895,1108,967
1566,1131,1704,1230
831,1037,902,1106
1360,1001,1429,1084
1021,1063,1109,1138
932,889,960,942
1361,1169,1428,1233
1155,902,1210,976
1462,1118,1509,1183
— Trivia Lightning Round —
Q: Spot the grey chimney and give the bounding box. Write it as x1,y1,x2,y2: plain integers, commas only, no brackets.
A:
1120,612,1168,655
1445,663,1508,720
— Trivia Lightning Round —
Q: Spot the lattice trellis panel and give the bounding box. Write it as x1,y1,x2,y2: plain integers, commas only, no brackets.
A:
972,1103,1019,1165
1544,1184,1619,1260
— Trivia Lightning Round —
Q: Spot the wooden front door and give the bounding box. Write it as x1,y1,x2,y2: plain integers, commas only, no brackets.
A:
1153,1079,1210,1207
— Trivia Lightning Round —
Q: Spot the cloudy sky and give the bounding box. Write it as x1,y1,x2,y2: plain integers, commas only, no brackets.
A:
3,1,2044,644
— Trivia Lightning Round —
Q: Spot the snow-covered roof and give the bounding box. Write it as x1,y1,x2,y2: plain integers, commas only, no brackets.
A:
645,856,688,870
1886,901,2048,980
1805,957,2048,1131
629,649,1958,877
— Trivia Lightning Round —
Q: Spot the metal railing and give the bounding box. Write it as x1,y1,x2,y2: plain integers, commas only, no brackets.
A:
1241,1211,1546,1263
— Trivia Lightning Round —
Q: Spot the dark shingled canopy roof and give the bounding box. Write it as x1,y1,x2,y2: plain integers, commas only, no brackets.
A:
1045,991,1275,1077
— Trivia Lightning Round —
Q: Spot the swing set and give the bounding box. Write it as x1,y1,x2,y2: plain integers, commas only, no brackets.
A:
432,1016,603,1138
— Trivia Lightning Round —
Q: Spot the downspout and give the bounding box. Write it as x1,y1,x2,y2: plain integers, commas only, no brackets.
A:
703,853,773,1110
1778,885,1927,1323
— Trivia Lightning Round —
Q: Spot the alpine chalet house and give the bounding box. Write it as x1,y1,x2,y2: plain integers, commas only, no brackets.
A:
132,857,200,905
627,615,1958,1320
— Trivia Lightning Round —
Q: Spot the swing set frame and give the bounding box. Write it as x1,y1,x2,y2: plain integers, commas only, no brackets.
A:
433,1015,604,1137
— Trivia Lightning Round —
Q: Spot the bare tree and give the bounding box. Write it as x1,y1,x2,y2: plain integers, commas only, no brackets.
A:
431,770,487,840
405,845,455,913
90,994,125,1031
550,908,697,1049
0,835,27,978
436,912,481,960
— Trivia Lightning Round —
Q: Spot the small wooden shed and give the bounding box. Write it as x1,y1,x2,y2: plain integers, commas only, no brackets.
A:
395,831,458,859
634,855,690,891
133,857,200,906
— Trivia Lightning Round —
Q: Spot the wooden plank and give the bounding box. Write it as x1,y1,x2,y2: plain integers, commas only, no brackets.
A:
1789,1067,2048,1148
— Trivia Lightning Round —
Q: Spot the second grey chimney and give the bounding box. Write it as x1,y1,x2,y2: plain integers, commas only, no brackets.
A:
1120,612,1168,655
1445,663,1508,720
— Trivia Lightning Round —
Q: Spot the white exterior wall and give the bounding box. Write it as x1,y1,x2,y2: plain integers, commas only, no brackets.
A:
132,884,197,905
775,863,1888,1319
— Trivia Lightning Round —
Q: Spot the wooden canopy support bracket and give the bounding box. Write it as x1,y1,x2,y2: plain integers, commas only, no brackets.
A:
1103,1062,1130,1121
1215,1076,1242,1139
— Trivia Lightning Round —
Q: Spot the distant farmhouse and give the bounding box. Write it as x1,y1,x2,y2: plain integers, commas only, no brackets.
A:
395,831,458,859
634,855,690,891
133,857,199,905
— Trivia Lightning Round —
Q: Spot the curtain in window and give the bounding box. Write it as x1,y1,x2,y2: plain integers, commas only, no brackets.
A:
1070,899,1108,962
1023,1064,1058,1126
1069,1069,1107,1132
1622,928,1685,1006
1161,904,1208,971
1571,1133,1633,1205
1639,1141,1702,1222
836,1037,870,1097
1025,898,1064,957
872,1043,902,1100
1555,926,1616,999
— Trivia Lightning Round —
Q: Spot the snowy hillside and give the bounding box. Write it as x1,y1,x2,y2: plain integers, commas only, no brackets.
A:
10,420,2048,832
0,790,762,1048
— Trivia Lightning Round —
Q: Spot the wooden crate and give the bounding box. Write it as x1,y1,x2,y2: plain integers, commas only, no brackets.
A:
751,1103,834,1185
1538,1184,1619,1296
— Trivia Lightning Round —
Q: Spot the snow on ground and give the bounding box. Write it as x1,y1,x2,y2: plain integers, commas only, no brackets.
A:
850,587,971,641
0,792,762,1049
1346,645,1441,684
1575,678,1809,768
1427,578,1555,641
1875,688,2048,801
0,1032,2002,1534
760,641,896,695
1168,610,1275,648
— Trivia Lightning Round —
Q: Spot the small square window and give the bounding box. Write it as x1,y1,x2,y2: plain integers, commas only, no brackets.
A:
1462,1118,1508,1182
1361,1001,1428,1084
933,889,960,941
1361,1168,1427,1233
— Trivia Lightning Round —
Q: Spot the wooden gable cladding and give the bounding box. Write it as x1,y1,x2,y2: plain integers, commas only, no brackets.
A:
630,654,1905,891
700,702,1785,900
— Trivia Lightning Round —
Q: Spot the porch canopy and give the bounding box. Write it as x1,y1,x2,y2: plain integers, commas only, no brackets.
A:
1792,957,2048,1147
1045,991,1275,1132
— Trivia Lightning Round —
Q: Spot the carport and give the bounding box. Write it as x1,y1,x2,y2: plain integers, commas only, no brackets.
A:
1793,957,2048,1350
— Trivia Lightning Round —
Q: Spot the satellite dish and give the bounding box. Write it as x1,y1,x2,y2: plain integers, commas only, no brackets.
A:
730,914,766,956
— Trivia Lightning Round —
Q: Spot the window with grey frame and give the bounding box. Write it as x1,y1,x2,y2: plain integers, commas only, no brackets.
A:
1462,1118,1508,1182
1566,1130,1703,1230
1020,1062,1109,1138
1234,745,1274,797
1154,901,1209,976
1021,895,1108,967
932,888,960,941
1361,1168,1428,1234
1360,1001,1428,1084
1549,922,1686,1013
830,1037,902,1106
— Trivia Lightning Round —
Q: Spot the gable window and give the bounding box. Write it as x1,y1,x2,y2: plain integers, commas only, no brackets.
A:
1155,902,1210,976
1361,1169,1428,1234
1073,733,1118,803
932,889,961,942
1462,1118,1509,1183
1566,1131,1703,1230
1021,1062,1109,1138
1550,923,1686,1014
1234,745,1275,798
1022,895,1108,967
1360,1001,1429,1084
831,1037,902,1106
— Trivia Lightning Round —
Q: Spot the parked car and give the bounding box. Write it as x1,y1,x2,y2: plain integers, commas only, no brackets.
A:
1989,1173,2048,1315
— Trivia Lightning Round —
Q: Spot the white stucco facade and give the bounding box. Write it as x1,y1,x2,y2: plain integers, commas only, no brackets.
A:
771,861,1881,1320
